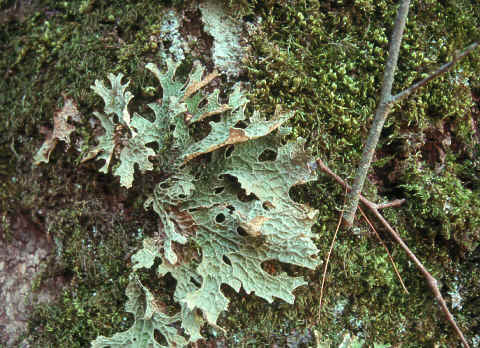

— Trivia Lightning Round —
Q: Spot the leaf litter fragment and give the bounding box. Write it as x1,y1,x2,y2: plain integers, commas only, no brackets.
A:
34,95,81,165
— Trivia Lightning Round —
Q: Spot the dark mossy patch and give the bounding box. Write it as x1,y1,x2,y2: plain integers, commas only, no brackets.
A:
0,0,179,345
1,0,480,346
238,0,480,346
25,204,144,347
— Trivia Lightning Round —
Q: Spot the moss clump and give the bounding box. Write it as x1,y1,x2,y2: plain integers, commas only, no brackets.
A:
0,1,178,344
0,1,192,149
401,162,480,252
1,0,479,346
240,0,480,346
26,202,146,346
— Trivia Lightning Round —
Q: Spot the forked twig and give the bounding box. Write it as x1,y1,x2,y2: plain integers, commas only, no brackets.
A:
390,42,479,104
313,158,470,348
343,0,411,226
342,0,478,227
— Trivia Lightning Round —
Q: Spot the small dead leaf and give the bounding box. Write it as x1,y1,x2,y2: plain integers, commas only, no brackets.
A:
239,216,270,237
34,96,81,165
182,71,219,100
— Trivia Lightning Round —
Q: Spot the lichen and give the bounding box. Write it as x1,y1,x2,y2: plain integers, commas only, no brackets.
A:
156,9,186,62
1,0,479,346
87,58,320,345
199,0,244,78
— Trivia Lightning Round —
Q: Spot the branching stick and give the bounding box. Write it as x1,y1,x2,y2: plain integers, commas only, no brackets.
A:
342,0,479,226
313,158,470,348
391,42,479,104
343,0,411,226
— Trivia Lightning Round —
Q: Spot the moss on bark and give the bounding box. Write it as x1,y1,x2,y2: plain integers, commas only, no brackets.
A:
1,0,479,346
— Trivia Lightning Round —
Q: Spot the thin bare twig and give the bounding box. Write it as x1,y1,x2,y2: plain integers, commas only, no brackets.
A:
317,186,347,319
390,42,479,104
315,158,470,348
343,1,478,227
343,0,411,226
358,205,408,294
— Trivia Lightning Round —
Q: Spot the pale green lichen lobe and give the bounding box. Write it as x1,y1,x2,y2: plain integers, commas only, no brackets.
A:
89,58,320,346
199,0,244,77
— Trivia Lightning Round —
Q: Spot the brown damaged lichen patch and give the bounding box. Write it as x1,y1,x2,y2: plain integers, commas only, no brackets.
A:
238,215,270,237
164,205,198,239
33,96,82,165
182,120,285,163
183,127,250,163
182,71,220,100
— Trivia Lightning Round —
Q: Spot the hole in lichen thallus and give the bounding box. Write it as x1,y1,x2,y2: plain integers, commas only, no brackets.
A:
222,255,232,265
261,260,278,275
148,142,159,153
159,181,170,189
237,190,257,202
163,39,172,50
237,226,247,237
234,120,248,129
214,187,224,194
198,97,208,110
154,329,168,346
262,201,273,211
215,213,225,223
258,148,277,162
225,145,234,158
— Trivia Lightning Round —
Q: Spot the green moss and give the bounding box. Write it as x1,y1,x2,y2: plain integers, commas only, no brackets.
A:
1,0,479,346
241,0,480,346
0,1,175,345
0,1,185,147
26,202,146,346
400,162,480,252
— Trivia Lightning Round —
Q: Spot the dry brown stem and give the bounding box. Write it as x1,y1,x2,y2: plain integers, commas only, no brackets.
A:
317,186,346,319
313,158,470,348
358,205,408,294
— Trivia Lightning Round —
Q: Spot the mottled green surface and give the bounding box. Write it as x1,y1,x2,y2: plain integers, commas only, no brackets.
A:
240,0,480,346
88,56,320,345
1,0,479,347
